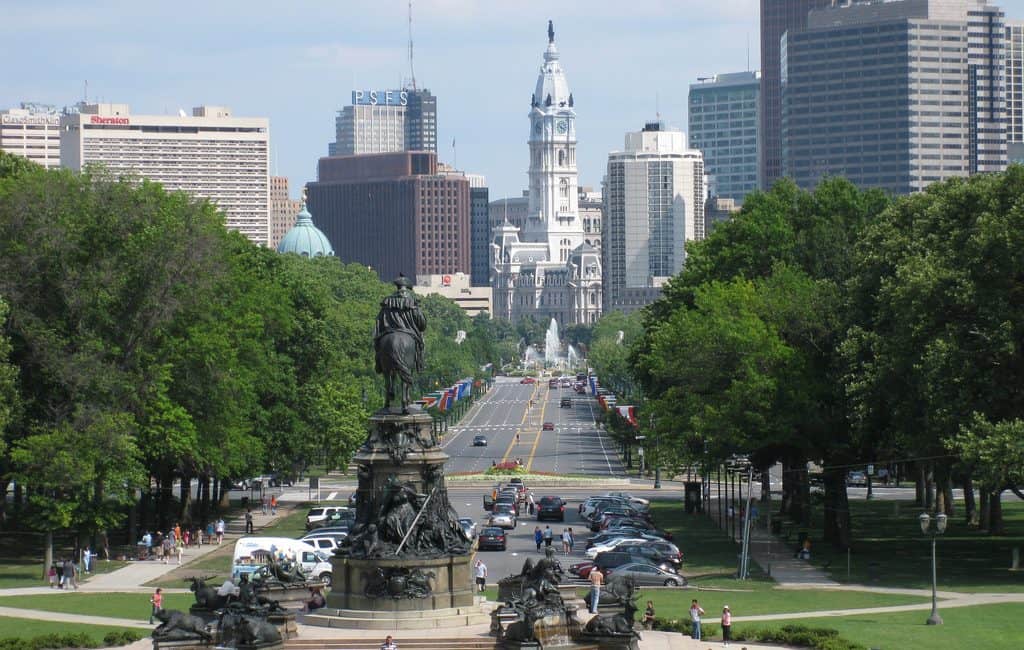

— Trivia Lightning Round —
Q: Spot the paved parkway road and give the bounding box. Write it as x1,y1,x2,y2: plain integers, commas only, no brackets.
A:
441,377,625,477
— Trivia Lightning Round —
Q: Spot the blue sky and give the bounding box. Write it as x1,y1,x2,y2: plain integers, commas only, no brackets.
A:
4,0,1024,200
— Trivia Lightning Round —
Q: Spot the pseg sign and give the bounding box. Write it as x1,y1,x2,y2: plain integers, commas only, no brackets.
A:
352,90,408,106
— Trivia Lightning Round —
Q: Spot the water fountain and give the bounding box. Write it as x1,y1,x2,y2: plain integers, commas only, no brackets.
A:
545,319,561,366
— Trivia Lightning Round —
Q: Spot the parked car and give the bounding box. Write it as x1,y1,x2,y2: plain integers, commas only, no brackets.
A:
267,472,295,488
594,551,676,575
300,534,345,553
477,526,507,551
315,508,356,531
586,531,666,549
495,496,520,517
458,517,478,541
585,537,649,559
308,526,351,537
542,422,555,431
473,435,488,447
569,561,594,577
847,471,868,487
604,492,650,508
605,562,686,587
306,506,353,531
489,503,518,529
536,496,566,522
615,542,683,568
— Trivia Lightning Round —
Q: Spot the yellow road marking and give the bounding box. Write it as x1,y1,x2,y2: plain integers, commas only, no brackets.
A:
526,387,551,471
501,382,540,464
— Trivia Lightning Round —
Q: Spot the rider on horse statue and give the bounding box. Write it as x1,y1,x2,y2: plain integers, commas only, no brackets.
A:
373,274,427,412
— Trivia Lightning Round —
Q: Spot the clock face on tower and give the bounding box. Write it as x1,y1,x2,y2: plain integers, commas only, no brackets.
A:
556,119,568,134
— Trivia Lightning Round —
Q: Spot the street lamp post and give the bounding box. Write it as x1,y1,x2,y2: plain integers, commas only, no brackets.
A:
919,512,948,625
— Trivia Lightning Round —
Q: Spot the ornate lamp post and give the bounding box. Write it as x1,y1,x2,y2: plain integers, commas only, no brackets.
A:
919,511,948,625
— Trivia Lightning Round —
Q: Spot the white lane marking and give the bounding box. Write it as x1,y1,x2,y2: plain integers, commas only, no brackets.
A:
326,491,338,501
585,397,615,475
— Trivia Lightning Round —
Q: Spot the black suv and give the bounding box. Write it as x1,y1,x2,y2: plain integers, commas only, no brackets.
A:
536,496,565,521
560,397,572,408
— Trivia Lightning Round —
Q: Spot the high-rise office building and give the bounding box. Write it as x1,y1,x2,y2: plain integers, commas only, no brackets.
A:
269,176,302,249
781,0,1007,194
760,0,833,190
470,186,491,288
489,193,530,234
306,151,470,283
1,103,61,169
490,22,602,325
603,121,705,314
689,71,761,204
330,89,437,156
61,104,270,245
1007,21,1024,161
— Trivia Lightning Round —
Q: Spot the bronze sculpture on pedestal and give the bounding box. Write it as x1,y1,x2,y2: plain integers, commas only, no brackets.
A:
373,274,426,414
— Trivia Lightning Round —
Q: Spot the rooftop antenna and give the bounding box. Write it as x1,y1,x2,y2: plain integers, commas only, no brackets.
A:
83,80,88,103
746,32,751,71
656,92,661,122
407,0,417,91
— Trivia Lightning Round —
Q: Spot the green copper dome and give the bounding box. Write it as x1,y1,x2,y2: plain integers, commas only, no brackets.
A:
277,204,334,258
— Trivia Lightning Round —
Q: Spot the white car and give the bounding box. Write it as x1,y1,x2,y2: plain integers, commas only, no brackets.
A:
300,534,346,553
584,537,648,559
604,492,651,509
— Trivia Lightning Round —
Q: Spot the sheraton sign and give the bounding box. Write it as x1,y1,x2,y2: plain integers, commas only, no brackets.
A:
89,115,129,125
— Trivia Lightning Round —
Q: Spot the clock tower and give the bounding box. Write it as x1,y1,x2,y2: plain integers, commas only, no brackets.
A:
526,20,584,264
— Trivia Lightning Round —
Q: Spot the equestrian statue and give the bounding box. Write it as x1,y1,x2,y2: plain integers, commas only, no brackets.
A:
374,274,426,413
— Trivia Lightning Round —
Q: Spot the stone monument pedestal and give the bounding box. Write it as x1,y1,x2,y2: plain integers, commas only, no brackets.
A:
325,554,474,611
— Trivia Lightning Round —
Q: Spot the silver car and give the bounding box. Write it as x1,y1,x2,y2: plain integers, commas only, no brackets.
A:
606,563,687,587
489,505,517,529
459,517,478,540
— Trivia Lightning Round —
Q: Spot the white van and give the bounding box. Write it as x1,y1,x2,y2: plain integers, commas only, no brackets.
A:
232,537,333,586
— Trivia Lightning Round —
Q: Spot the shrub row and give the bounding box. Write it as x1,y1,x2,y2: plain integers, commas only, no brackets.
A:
650,620,864,650
0,630,142,650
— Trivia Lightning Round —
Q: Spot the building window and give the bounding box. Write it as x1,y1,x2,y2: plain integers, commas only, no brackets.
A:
559,178,568,198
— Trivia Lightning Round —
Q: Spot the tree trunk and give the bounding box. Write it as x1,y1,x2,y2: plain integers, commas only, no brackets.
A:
199,474,210,524
12,482,23,514
42,530,53,581
963,475,977,526
179,474,192,525
941,474,954,517
822,465,851,549
218,478,231,509
915,465,926,506
128,492,138,551
158,469,174,532
934,463,953,516
990,488,1005,535
0,478,8,528
980,489,991,531
924,464,935,510
760,467,771,504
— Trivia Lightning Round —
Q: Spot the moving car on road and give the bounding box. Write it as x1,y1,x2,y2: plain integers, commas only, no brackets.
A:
489,503,518,529
560,398,572,408
542,422,555,431
477,526,507,551
473,435,488,447
520,377,536,384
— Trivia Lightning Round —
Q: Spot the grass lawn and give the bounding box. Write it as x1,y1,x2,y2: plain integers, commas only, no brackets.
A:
0,558,128,589
753,602,1024,650
0,592,192,621
638,585,927,618
647,500,769,581
0,616,139,640
803,498,1024,592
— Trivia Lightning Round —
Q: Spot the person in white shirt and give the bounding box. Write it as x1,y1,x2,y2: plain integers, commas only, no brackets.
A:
380,635,398,650
474,560,488,592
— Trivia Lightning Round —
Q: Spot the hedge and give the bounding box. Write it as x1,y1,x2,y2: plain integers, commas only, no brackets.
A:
650,620,864,650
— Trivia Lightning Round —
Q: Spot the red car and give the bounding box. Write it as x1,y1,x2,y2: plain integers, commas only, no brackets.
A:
520,377,536,384
542,422,554,431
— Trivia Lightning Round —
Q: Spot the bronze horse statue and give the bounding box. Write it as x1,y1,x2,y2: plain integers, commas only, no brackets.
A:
374,275,426,414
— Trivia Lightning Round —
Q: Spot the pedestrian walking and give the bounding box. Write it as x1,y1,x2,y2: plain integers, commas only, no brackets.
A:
543,525,553,548
173,522,182,545
206,522,215,545
81,546,94,573
175,536,185,564
270,494,278,515
474,559,488,592
182,529,190,547
261,494,269,515
63,559,77,590
534,526,543,552
149,587,163,624
55,560,64,588
215,518,225,544
588,567,604,614
561,528,571,555
721,605,732,646
527,492,536,516
47,564,57,588
161,535,172,564
567,528,575,553
689,599,705,640
642,600,655,630
245,509,254,534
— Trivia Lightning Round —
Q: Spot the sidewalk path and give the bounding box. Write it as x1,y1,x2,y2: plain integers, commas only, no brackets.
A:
0,605,150,629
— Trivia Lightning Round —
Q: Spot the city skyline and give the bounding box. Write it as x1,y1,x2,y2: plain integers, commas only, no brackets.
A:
0,0,769,201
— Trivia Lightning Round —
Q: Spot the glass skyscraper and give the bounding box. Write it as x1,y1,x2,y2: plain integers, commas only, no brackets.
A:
688,71,761,204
